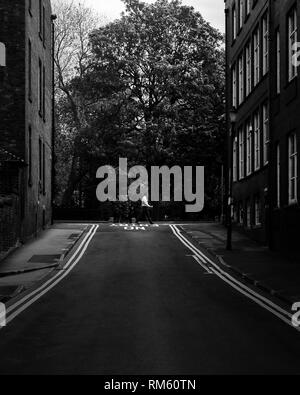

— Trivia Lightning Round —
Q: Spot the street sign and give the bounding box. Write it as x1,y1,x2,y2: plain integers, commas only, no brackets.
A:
0,42,6,67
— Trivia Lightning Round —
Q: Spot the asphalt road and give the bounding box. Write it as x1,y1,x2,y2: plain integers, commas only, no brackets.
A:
0,223,300,375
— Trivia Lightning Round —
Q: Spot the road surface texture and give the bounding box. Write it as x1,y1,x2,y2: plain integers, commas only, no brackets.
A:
0,223,300,375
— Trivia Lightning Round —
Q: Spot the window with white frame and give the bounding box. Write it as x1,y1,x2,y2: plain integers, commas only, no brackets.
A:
233,136,238,182
263,102,269,164
233,5,237,41
254,110,261,170
289,133,298,204
262,12,269,76
38,59,42,114
246,120,253,176
232,64,237,107
276,143,281,208
253,27,260,86
254,196,262,226
276,30,281,94
245,0,251,16
238,53,244,105
239,0,244,30
245,41,252,96
239,127,245,179
288,7,298,82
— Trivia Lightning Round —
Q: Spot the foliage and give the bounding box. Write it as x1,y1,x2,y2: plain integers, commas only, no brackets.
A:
54,0,226,218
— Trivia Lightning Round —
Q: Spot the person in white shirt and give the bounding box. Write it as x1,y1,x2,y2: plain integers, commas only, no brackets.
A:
136,194,154,225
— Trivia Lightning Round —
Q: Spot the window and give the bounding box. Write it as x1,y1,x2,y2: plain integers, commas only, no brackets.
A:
233,135,238,182
38,60,46,118
43,6,46,46
246,120,252,176
263,102,269,164
28,126,32,186
288,7,298,82
38,59,43,115
42,143,46,194
28,39,32,101
43,65,46,120
239,0,244,30
254,196,262,226
254,110,261,170
262,12,269,75
239,127,245,179
245,0,251,16
276,30,281,94
232,64,237,107
276,143,281,208
245,41,252,96
39,138,42,188
289,133,298,204
232,5,237,41
238,53,244,105
253,27,260,86
39,0,43,39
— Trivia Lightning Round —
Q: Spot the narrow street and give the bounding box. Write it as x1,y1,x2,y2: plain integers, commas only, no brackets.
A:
0,224,299,375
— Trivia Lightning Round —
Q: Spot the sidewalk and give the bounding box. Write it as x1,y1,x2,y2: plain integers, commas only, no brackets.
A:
181,222,300,306
0,223,88,302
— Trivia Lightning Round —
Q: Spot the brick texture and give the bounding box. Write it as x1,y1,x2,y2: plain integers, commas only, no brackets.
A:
0,0,53,250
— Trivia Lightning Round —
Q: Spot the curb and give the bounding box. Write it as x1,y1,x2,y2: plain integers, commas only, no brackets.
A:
219,258,295,306
0,228,87,304
0,285,26,303
58,230,85,262
180,227,296,308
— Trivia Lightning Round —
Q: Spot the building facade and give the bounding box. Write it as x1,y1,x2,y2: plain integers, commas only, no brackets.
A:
225,0,299,256
0,0,53,254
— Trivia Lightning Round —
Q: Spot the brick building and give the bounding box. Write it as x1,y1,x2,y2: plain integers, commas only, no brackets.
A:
0,0,54,256
225,0,299,256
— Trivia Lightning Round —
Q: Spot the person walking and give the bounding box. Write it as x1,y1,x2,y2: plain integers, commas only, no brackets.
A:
136,194,154,225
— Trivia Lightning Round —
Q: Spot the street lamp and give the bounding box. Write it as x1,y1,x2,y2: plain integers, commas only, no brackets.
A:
226,107,237,251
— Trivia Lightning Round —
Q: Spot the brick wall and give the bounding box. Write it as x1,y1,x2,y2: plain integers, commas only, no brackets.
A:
0,166,21,260
0,0,53,243
0,0,26,157
0,195,20,260
25,0,53,239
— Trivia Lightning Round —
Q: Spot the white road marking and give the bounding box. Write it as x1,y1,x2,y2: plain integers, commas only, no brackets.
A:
110,223,159,231
170,224,298,331
2,224,99,327
192,255,213,274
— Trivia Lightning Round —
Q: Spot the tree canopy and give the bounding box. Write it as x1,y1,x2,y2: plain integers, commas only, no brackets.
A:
54,0,225,218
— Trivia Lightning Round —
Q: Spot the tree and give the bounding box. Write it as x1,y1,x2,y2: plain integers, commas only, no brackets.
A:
55,0,226,218
88,0,225,161
88,0,225,215
52,0,105,206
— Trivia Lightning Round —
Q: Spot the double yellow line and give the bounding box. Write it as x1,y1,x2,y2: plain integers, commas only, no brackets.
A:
1,224,99,328
170,224,298,331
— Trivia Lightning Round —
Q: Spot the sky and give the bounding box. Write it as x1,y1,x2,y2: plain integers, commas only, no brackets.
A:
83,0,225,32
